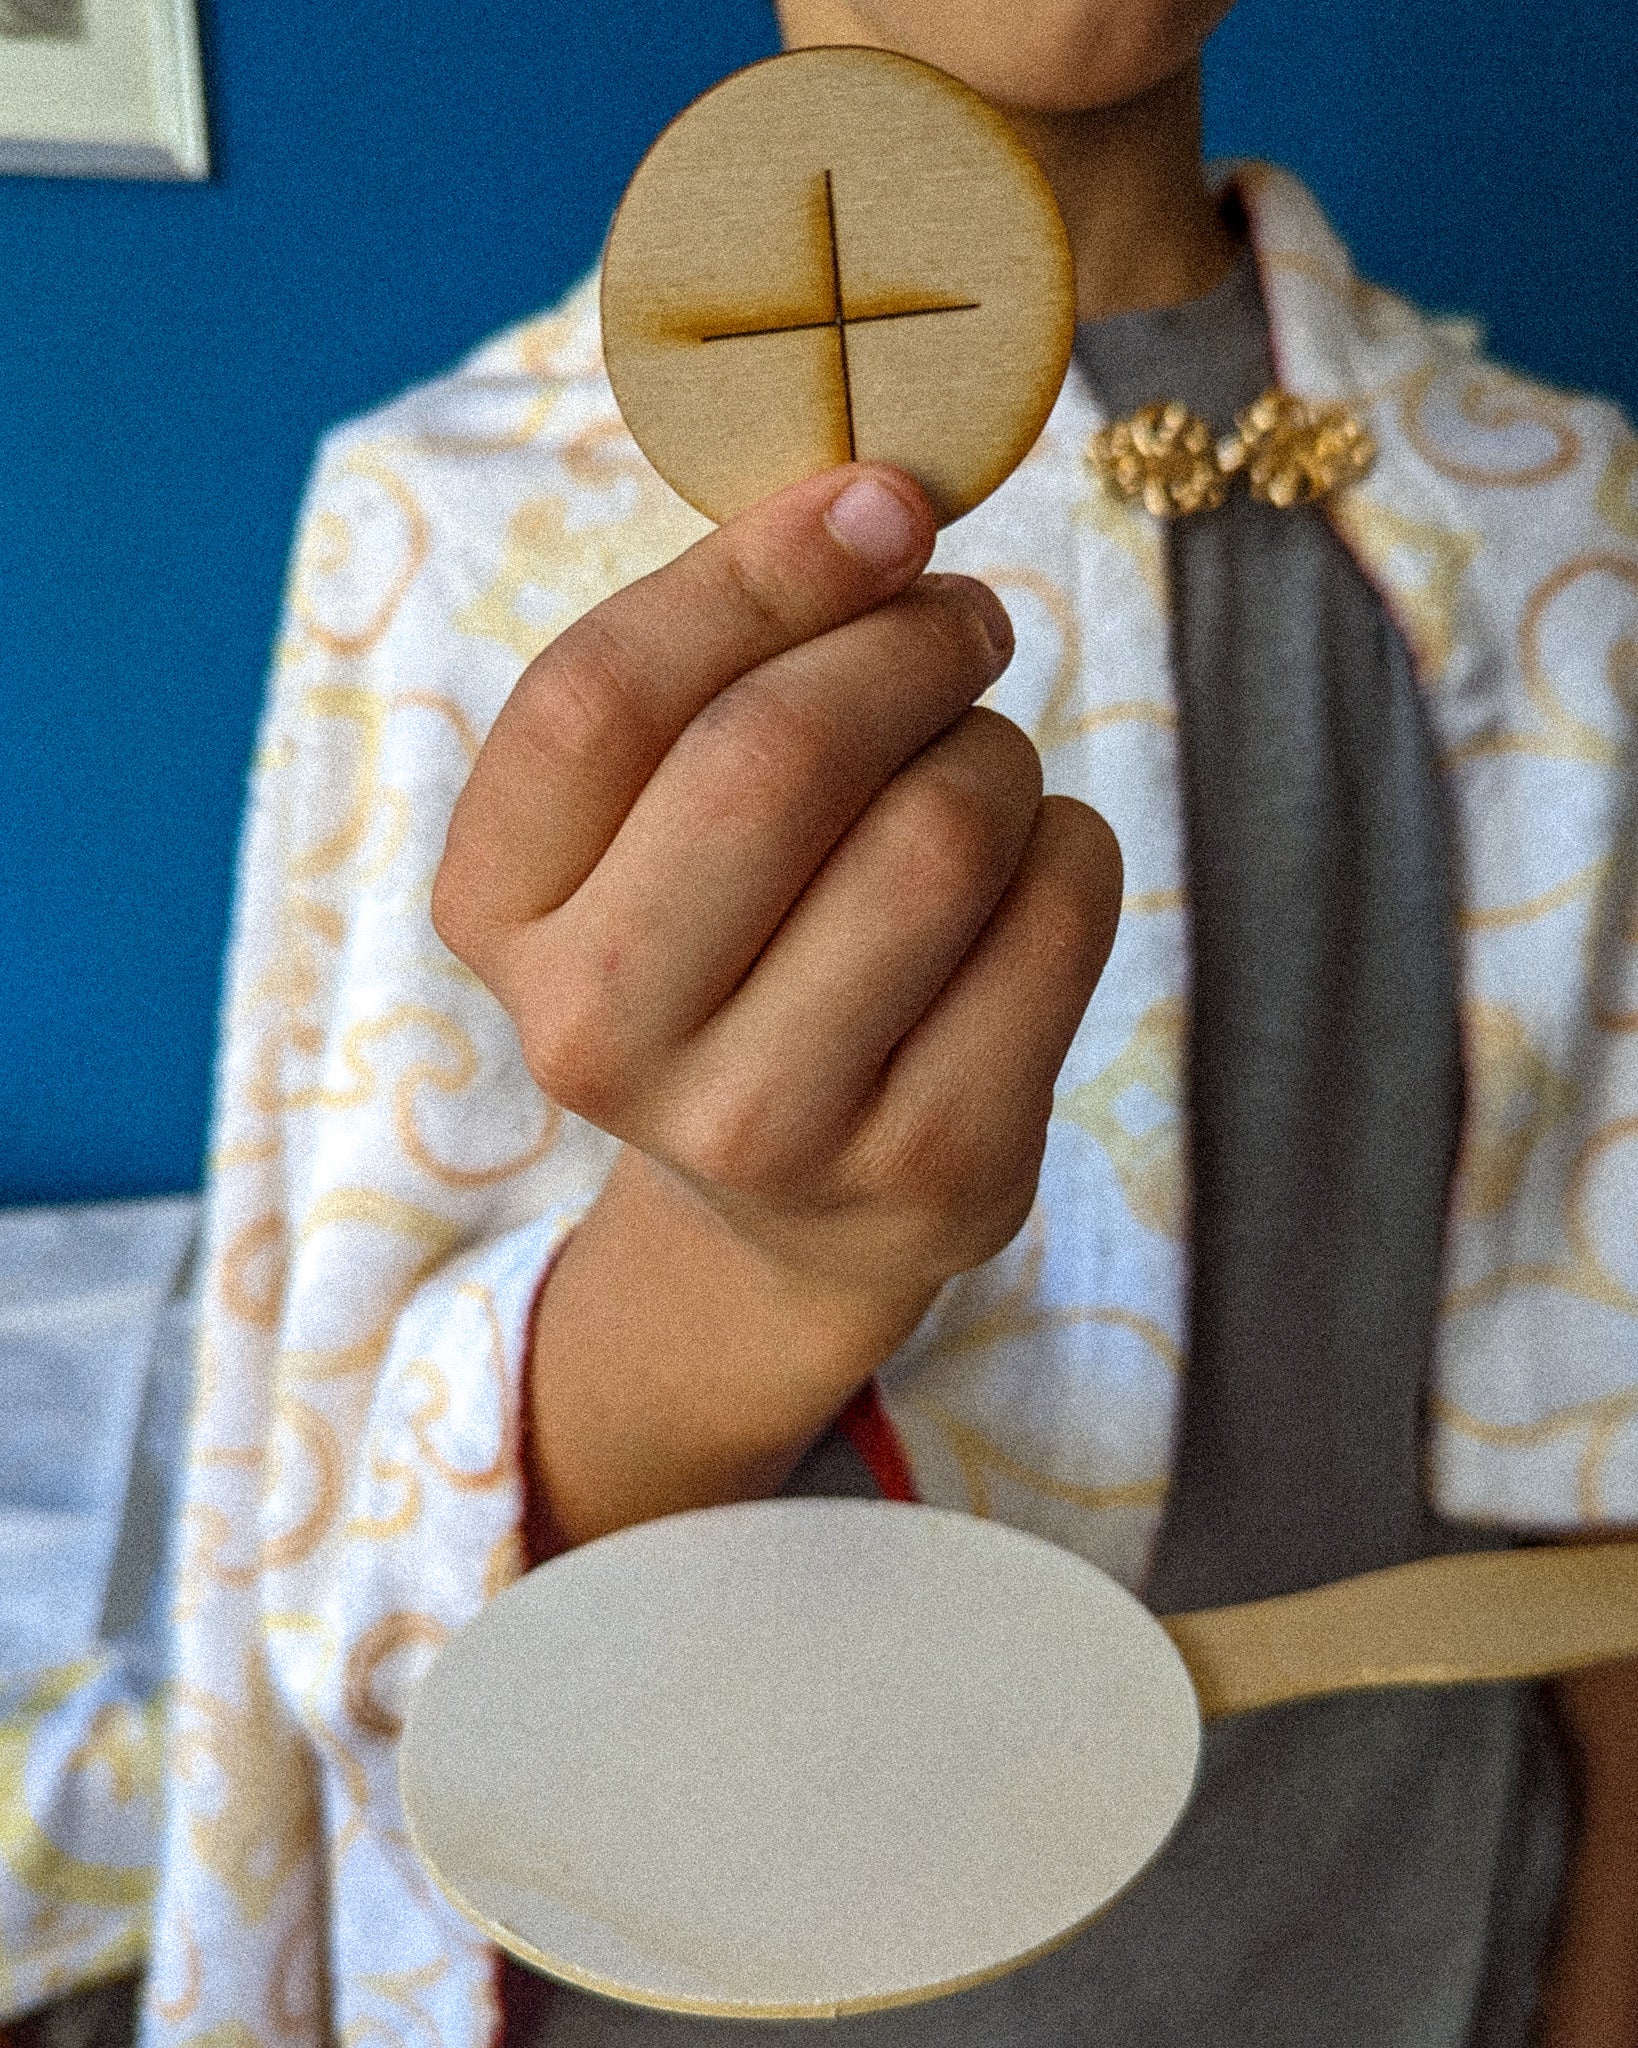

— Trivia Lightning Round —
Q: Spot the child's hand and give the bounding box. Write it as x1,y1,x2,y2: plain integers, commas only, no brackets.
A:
434,463,1121,1314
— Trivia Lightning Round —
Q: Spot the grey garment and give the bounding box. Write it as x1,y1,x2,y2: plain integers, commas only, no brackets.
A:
1078,246,1469,1607
525,254,1569,2047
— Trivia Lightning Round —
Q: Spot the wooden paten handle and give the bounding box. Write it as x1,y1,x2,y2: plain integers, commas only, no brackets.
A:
1160,1542,1638,1722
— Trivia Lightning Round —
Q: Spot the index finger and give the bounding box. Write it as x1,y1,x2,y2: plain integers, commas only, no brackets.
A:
438,462,937,940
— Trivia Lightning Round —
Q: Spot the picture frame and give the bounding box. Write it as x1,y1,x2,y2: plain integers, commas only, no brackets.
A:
0,0,208,180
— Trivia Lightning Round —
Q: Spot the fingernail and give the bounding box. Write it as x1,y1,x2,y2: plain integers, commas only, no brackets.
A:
824,476,920,569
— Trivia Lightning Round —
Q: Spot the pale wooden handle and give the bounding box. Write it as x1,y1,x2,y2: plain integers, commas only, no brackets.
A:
1160,1542,1638,1722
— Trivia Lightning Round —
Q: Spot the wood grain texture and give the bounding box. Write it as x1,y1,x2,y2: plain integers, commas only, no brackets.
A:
1163,1540,1638,1722
600,47,1076,527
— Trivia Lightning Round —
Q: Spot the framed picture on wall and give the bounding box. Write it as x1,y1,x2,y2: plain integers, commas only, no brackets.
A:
0,0,207,178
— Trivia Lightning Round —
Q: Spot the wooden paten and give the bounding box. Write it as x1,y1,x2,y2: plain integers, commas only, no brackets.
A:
401,1501,1201,2019
600,47,1076,527
401,1500,1638,2020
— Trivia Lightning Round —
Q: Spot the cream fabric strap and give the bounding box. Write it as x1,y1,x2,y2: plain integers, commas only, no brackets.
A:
1163,1541,1638,1721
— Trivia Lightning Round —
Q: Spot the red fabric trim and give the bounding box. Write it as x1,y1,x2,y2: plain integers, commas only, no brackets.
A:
518,1231,578,1570
836,1379,920,1503
497,1237,576,2043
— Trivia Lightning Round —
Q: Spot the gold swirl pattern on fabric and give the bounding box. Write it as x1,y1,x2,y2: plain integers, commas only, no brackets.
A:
456,489,705,664
65,1702,162,1810
176,1505,259,1609
1071,466,1168,604
258,1396,345,1573
1522,553,1637,756
383,1007,561,1191
559,414,666,491
219,1214,287,1330
287,685,387,885
1565,1114,1638,1299
1452,1003,1577,1220
403,1287,514,1493
1121,886,1187,916
298,1733,372,1875
1398,361,1581,489
979,566,1104,758
357,784,412,887
976,553,1182,923
0,1671,160,1916
1429,1391,1638,1522
147,1911,201,2023
252,1003,560,1188
1330,497,1479,686
412,390,561,460
270,1895,326,2039
1455,858,1607,933
292,452,430,660
389,688,483,766
351,1958,457,2044
926,1278,1183,1383
484,1529,527,1601
1056,998,1187,1240
171,1659,320,1926
343,1614,451,1744
278,1189,464,1383
343,1442,422,1544
1596,435,1638,543
1438,552,1635,769
902,1397,1167,1521
516,296,604,383
1442,1112,1638,1324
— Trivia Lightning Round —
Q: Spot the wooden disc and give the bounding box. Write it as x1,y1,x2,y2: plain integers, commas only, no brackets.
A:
400,1500,1201,2020
600,48,1076,527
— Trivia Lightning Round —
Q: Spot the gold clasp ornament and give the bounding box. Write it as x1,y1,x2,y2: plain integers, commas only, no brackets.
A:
1220,390,1377,507
1090,389,1376,517
1087,401,1230,518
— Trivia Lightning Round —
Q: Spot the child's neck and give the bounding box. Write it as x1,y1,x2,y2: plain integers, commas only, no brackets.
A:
1003,65,1242,323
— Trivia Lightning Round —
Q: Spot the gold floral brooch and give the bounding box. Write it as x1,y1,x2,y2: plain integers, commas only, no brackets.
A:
1088,389,1376,518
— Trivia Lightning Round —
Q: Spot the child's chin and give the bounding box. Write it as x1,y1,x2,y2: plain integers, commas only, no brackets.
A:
849,0,1230,113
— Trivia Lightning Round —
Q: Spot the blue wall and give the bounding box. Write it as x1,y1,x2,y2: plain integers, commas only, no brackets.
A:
2,0,1633,1206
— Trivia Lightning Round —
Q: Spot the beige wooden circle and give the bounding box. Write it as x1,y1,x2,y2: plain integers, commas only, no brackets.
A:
600,48,1076,528
400,1499,1201,2020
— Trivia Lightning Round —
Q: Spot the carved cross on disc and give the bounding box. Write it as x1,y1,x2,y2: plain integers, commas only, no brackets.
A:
601,47,1075,527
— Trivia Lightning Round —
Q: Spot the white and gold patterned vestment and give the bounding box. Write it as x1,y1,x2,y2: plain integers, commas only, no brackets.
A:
9,163,1633,2045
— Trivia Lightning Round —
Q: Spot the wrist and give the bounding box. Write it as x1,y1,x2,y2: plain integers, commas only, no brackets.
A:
633,1147,950,1360
525,1146,945,1552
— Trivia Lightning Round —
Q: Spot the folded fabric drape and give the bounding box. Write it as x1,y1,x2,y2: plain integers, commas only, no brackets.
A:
0,1194,199,2022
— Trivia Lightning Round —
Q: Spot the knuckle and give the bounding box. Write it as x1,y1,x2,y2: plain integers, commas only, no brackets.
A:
522,619,653,769
892,770,1005,903
910,579,1006,683
666,1078,794,1200
429,805,499,969
515,992,626,1128
859,1099,986,1211
1040,811,1125,962
968,705,1044,791
428,846,470,958
714,541,798,648
690,676,835,821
